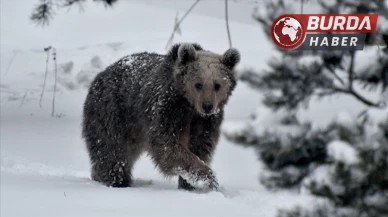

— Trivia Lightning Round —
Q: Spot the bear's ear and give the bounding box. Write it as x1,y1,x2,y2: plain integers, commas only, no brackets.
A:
177,44,197,64
221,48,240,69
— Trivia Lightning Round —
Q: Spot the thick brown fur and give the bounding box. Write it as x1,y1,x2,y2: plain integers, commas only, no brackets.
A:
82,43,240,190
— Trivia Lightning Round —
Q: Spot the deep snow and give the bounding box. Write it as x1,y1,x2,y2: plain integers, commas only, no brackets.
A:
1,0,381,217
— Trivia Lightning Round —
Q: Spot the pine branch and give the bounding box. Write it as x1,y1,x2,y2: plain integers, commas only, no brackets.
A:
239,69,265,89
315,89,337,97
31,0,118,25
383,34,388,47
94,0,118,6
344,51,385,108
331,86,384,108
349,89,384,108
31,0,54,26
61,0,87,7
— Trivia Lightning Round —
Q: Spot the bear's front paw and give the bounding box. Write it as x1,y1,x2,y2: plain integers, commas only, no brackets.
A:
205,173,219,191
195,167,219,191
177,165,219,191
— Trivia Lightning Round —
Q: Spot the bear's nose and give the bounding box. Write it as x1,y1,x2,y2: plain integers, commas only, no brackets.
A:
202,102,213,114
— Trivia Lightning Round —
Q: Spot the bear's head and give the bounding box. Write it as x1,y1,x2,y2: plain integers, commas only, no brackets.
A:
169,43,240,116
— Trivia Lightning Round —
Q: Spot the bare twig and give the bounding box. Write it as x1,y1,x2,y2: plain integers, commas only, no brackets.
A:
320,51,386,108
4,51,18,76
357,109,368,118
327,67,345,85
300,0,304,14
331,85,384,108
51,48,58,117
349,89,385,108
321,51,386,108
315,89,337,97
165,0,200,50
225,0,232,48
19,91,29,107
40,46,52,108
166,12,181,50
174,11,181,35
342,51,385,107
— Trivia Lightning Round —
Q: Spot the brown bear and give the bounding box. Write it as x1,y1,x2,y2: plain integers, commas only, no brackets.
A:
82,43,240,191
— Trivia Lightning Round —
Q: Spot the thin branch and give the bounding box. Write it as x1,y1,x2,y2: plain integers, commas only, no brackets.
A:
165,0,200,50
165,12,181,49
345,51,384,107
300,0,303,14
326,50,388,108
174,11,181,35
315,89,337,97
40,46,52,108
4,51,18,76
349,89,385,108
331,86,350,94
19,91,29,107
51,48,58,117
348,51,355,90
225,0,232,48
331,85,384,108
327,67,345,85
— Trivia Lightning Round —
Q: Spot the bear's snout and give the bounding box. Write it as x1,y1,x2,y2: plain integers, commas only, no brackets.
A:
202,101,213,114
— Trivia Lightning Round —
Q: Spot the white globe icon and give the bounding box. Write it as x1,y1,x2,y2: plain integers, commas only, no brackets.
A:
273,17,303,45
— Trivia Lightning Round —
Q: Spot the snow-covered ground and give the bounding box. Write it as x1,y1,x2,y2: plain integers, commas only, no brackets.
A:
0,1,380,217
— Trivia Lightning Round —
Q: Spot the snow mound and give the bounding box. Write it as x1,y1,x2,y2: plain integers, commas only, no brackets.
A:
1,151,88,178
222,106,310,146
327,141,360,165
334,112,357,129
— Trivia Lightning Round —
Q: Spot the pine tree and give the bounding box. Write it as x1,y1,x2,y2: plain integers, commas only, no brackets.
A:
224,0,388,189
30,0,118,25
243,0,388,111
223,0,388,216
278,112,388,217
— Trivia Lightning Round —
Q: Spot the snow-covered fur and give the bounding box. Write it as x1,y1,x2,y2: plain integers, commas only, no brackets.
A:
82,43,240,190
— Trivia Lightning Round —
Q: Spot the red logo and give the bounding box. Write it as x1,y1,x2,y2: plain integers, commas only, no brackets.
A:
271,15,306,50
270,14,378,50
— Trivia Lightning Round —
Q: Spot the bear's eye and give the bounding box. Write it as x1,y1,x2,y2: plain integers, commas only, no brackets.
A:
214,83,221,92
195,83,203,90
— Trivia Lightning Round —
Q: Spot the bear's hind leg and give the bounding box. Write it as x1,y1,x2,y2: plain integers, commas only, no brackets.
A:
92,159,132,188
91,141,144,188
